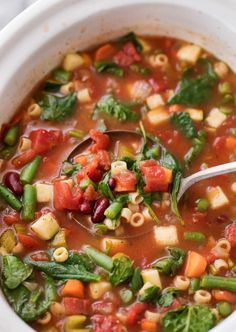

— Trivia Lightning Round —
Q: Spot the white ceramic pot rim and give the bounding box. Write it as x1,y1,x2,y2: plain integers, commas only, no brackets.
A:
1,0,236,331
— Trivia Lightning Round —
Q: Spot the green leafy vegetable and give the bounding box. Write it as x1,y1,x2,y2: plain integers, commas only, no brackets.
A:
61,161,82,176
162,304,216,332
94,60,124,77
93,94,139,122
44,68,72,92
24,252,100,282
171,171,183,224
39,92,77,121
158,288,180,307
152,248,186,276
171,112,196,139
139,285,159,303
130,267,143,292
168,60,218,106
120,32,143,52
98,172,115,200
2,255,33,289
184,130,207,166
109,255,134,286
130,64,151,76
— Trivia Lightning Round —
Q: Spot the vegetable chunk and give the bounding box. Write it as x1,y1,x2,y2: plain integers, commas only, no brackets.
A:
206,186,229,209
31,212,60,240
154,225,179,247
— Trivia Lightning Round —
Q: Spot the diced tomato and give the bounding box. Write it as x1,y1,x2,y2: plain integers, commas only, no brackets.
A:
18,234,42,249
213,136,227,152
126,302,148,325
91,314,123,332
226,136,236,150
113,42,141,67
140,160,172,192
97,150,111,170
83,184,99,201
90,129,110,153
114,170,137,192
54,181,83,211
212,290,236,303
30,129,62,154
63,297,91,315
149,78,169,93
205,251,217,264
31,252,49,261
3,213,19,225
95,43,116,61
225,224,236,248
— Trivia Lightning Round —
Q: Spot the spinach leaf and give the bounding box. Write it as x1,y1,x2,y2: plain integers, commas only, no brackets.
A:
2,255,33,289
152,248,186,276
158,287,180,307
98,172,115,200
93,94,139,122
171,112,196,139
120,32,143,52
130,64,151,76
52,68,71,83
162,304,216,332
109,255,134,286
139,285,160,303
171,171,183,224
24,253,100,282
94,60,124,77
184,130,207,166
130,267,143,292
160,149,180,172
168,60,218,106
40,92,77,121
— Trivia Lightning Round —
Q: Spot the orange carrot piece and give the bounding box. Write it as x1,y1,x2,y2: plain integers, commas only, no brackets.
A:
74,155,88,166
184,251,207,278
61,280,85,298
212,290,236,303
226,136,236,150
163,167,173,184
95,43,115,61
140,319,158,332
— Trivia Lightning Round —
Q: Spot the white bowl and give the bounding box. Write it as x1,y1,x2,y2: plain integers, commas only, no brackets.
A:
1,0,236,331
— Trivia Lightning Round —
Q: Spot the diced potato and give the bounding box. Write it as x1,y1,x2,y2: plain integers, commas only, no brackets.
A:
154,225,179,247
206,186,229,209
100,238,127,255
205,108,227,128
51,230,67,248
89,281,112,299
147,107,169,126
63,53,84,71
185,108,204,122
146,94,165,109
138,282,155,296
36,183,53,203
141,269,162,289
231,182,236,193
177,44,202,64
31,212,60,240
18,137,32,152
128,80,152,100
77,88,92,103
145,310,161,323
214,61,229,78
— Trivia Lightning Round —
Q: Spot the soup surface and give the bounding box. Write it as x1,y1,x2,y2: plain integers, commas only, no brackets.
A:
1,33,236,332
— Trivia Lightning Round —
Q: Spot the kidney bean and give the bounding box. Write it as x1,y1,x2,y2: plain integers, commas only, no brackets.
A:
108,177,116,190
3,171,23,195
216,215,229,224
88,169,103,183
91,197,109,223
79,200,94,215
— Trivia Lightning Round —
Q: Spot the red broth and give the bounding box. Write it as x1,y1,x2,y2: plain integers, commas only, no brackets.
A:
1,34,236,332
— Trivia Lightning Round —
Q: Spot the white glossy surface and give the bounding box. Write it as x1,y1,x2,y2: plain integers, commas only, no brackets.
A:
1,0,236,331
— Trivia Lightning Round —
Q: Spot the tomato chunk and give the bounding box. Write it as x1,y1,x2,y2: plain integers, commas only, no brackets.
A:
54,181,83,211
225,224,236,248
90,129,110,153
18,234,42,249
114,170,137,192
63,297,91,315
113,42,141,67
30,129,62,154
126,302,148,325
91,314,122,332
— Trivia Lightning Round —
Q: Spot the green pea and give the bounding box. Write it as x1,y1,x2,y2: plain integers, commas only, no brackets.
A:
196,198,209,212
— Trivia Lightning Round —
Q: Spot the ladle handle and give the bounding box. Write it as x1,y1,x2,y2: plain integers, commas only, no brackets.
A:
177,161,236,201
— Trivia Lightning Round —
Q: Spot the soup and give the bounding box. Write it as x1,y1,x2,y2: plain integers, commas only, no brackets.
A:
0,33,236,332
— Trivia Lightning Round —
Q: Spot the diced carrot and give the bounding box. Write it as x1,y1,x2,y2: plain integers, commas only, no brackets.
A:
61,280,85,298
226,136,236,150
163,167,173,184
95,43,115,61
74,155,88,166
140,319,158,332
212,290,236,303
81,52,92,66
184,251,207,277
169,104,182,113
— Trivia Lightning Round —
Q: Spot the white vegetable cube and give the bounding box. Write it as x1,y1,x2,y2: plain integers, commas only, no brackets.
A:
231,182,236,193
205,108,227,128
186,108,203,122
177,44,202,64
141,269,162,289
63,53,84,71
146,94,164,109
147,107,169,126
89,281,112,299
31,212,60,240
77,88,91,103
36,183,53,203
214,61,229,78
206,186,229,209
154,225,179,247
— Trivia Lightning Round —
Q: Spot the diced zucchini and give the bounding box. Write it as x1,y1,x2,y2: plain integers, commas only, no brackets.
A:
63,53,84,71
31,212,60,240
205,108,227,128
185,108,204,122
154,225,179,247
177,44,202,64
147,107,169,126
35,183,53,203
141,269,162,289
206,186,229,209
0,229,17,253
64,315,87,331
51,229,67,248
88,281,112,299
146,94,164,110
100,238,127,255
137,37,151,52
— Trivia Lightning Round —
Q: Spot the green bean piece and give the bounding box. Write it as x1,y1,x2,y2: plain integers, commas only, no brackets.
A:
22,184,37,221
68,129,85,139
20,156,42,184
79,179,95,190
83,245,113,271
104,202,123,219
0,184,22,211
184,231,206,242
196,198,209,212
4,125,20,146
201,275,236,292
119,288,133,304
217,301,232,317
189,278,200,294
